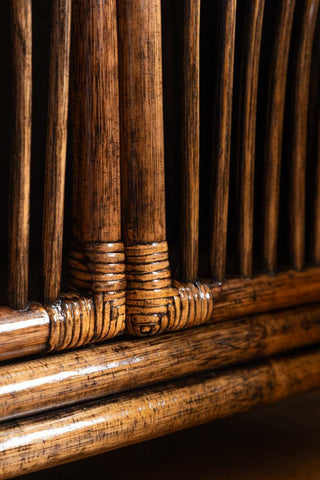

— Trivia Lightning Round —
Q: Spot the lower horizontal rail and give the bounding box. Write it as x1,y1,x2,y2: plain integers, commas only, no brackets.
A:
2,303,320,422
1,347,320,479
1,267,320,361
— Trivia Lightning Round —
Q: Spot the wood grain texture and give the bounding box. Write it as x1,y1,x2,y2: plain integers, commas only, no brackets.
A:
8,0,32,310
70,0,121,244
263,0,296,273
118,0,166,245
209,266,320,323
0,306,49,362
210,0,236,282
290,0,320,270
181,0,200,282
1,267,320,355
43,0,71,304
68,0,125,338
2,303,320,422
2,348,320,479
238,0,265,277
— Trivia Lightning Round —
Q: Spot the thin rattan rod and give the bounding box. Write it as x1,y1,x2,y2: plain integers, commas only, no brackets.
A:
263,0,296,273
238,0,265,278
8,0,32,310
43,0,72,304
181,0,201,282
290,0,320,270
209,0,236,282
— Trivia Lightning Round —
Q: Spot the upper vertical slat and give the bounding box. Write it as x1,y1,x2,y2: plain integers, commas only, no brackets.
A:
42,0,72,304
290,0,320,270
210,0,237,282
8,0,32,310
118,0,166,246
181,0,201,282
70,0,121,244
238,0,265,278
263,0,296,273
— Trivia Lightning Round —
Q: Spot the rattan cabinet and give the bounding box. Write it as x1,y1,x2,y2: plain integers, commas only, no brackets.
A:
0,0,320,477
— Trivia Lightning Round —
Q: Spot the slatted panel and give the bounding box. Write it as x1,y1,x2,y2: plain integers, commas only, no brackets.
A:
168,0,320,282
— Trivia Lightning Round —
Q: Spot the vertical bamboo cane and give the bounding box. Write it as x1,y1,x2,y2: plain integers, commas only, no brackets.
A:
118,0,166,247
181,0,201,282
290,0,320,270
209,0,236,282
43,0,71,304
68,0,125,342
263,0,296,273
238,0,265,278
9,0,32,310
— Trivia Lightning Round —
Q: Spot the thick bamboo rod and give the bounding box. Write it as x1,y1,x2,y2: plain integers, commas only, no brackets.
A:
1,267,320,362
2,348,320,479
210,0,236,282
70,0,121,245
118,0,166,246
290,0,320,270
8,0,32,310
181,0,201,282
263,0,296,273
68,0,125,339
238,0,265,278
1,303,320,422
43,0,72,304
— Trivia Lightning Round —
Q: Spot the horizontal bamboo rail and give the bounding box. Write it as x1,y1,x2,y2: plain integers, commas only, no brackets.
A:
1,267,320,360
1,303,320,422
2,347,320,479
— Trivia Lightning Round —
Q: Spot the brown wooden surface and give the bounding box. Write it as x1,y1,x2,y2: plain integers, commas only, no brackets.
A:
181,0,200,282
8,0,32,310
42,0,71,304
0,306,49,361
17,389,320,480
263,0,296,273
1,267,320,359
68,0,125,338
2,303,320,422
70,0,121,245
290,0,320,270
118,0,166,246
209,0,236,282
238,0,265,277
208,267,320,323
2,348,320,479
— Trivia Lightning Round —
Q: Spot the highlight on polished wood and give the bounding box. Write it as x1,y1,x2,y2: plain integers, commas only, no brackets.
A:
1,302,320,423
2,347,320,479
1,1,320,476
